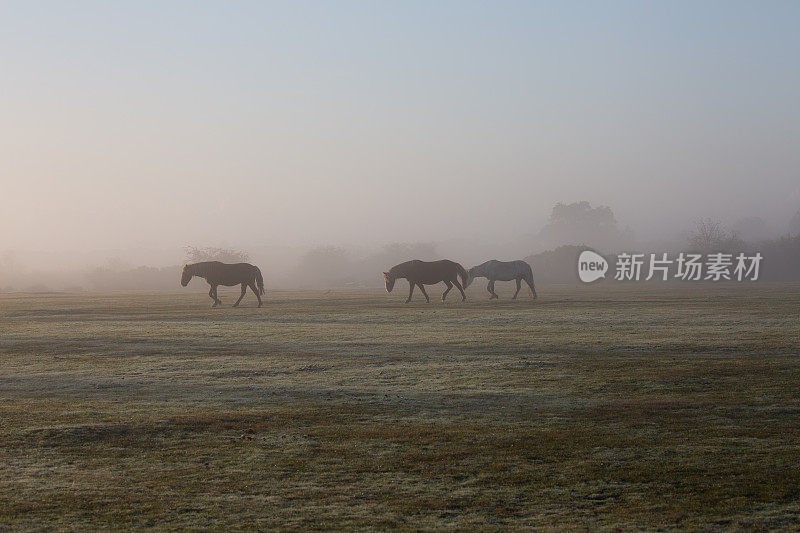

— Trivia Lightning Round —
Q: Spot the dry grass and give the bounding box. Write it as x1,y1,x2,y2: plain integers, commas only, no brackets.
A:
1,283,800,530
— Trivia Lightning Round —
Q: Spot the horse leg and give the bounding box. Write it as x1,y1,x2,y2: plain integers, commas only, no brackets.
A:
209,285,219,307
405,282,415,303
233,283,247,307
512,278,522,299
453,279,466,302
526,277,538,299
248,282,263,307
417,283,430,303
441,281,452,302
487,280,498,299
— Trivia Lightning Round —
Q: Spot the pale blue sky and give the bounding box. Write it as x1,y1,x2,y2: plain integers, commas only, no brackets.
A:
2,1,799,252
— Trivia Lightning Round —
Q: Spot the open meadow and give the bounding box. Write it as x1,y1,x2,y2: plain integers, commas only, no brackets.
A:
2,283,800,530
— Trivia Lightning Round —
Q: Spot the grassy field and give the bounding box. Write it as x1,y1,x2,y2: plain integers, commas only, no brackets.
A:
1,283,800,530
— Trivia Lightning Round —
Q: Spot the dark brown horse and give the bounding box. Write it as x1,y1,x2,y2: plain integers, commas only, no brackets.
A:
383,260,468,303
181,261,264,307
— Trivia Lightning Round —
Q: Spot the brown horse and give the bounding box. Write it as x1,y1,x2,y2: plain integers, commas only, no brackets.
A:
383,260,468,303
181,261,264,307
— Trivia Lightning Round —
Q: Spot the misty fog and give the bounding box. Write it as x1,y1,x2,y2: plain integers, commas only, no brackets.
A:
2,2,799,290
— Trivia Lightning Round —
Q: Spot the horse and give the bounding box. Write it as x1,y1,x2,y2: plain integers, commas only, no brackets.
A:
465,260,537,299
181,261,265,307
383,259,468,303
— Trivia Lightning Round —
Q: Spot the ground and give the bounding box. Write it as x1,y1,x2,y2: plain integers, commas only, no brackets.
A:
1,283,799,530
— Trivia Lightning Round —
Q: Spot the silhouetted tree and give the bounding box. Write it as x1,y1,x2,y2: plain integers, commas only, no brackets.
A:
687,218,743,253
539,201,622,248
375,242,437,263
790,209,800,237
758,234,800,281
297,246,354,286
357,242,438,286
732,216,770,242
184,246,249,263
524,244,598,284
88,265,177,290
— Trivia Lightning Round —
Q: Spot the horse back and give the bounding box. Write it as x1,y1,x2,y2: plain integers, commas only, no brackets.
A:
393,259,462,283
199,261,258,286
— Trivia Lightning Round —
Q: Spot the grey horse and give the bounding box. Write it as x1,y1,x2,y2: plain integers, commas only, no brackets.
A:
465,260,537,299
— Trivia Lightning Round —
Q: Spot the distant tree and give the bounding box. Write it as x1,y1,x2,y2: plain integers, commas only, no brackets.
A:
758,234,800,281
0,251,16,276
524,244,598,284
184,246,249,264
377,242,437,263
88,265,177,291
297,246,353,286
1,251,14,268
347,242,439,287
105,257,130,271
732,216,770,242
790,209,800,237
687,218,744,253
539,201,621,248
689,218,726,250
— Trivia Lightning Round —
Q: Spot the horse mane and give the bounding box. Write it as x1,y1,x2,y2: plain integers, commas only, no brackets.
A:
472,260,495,275
387,260,413,278
187,261,214,278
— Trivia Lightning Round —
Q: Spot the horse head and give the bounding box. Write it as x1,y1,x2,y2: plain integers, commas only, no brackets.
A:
180,265,193,287
464,267,476,288
383,272,395,293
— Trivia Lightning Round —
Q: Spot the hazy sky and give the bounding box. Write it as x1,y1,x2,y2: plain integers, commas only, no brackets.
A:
2,1,799,254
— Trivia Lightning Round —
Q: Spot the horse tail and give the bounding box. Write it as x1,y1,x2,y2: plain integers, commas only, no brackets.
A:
525,261,538,297
254,267,265,295
455,262,468,288
525,261,534,282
